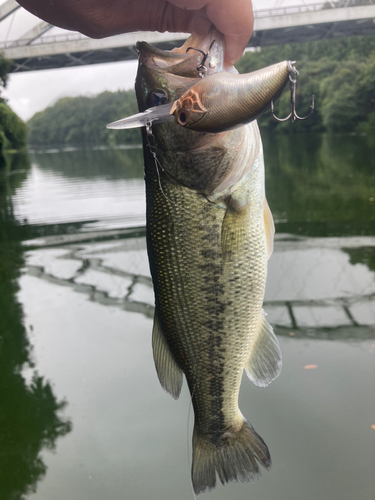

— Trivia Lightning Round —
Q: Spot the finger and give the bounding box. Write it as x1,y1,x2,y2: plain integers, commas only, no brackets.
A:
205,0,254,65
168,0,254,65
187,11,212,37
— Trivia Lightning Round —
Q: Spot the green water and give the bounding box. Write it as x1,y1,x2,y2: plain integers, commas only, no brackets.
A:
0,133,374,500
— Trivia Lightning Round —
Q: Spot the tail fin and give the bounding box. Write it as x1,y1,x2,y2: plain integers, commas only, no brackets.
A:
192,419,271,495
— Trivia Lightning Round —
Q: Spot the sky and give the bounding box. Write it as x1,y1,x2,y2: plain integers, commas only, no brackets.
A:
0,0,312,122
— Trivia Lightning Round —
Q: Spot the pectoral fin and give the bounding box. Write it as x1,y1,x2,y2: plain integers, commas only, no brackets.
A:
264,198,275,260
245,311,282,387
152,309,183,399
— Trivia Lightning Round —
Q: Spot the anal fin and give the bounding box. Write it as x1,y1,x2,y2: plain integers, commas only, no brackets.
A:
152,309,183,399
245,311,282,387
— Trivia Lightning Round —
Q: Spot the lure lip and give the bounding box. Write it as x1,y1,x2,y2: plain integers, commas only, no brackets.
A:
106,102,174,130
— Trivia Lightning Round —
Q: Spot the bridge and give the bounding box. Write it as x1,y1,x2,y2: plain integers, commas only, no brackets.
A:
1,0,375,72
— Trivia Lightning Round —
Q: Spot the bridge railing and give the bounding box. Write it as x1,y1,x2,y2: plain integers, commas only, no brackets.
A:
255,1,326,19
255,0,375,19
0,32,87,49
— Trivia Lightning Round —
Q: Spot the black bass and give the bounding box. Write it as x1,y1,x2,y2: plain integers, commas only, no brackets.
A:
135,32,283,495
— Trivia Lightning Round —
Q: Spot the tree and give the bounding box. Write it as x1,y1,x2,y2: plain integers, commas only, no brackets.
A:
27,90,140,147
236,34,375,134
0,54,27,168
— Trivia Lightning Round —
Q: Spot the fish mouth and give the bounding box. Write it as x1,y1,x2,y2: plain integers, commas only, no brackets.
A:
136,41,191,70
136,28,226,81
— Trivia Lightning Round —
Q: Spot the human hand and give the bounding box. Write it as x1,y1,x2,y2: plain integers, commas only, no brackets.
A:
18,0,253,66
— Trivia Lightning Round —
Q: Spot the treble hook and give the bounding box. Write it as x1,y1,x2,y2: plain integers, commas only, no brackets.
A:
186,40,216,78
271,63,314,122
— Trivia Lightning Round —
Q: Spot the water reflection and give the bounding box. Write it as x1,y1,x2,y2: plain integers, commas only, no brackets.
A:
343,246,375,273
263,133,375,236
8,135,375,238
0,136,374,500
22,231,375,340
16,230,375,500
0,161,72,500
12,148,145,230
11,141,375,339
31,147,144,180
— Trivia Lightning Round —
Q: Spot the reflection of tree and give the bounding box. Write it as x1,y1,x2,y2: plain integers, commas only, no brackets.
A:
342,247,375,273
0,375,72,500
31,146,144,180
263,132,375,236
0,158,72,500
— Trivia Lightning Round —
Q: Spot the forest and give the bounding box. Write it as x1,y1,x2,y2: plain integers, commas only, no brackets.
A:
27,90,139,148
27,33,375,147
237,34,375,134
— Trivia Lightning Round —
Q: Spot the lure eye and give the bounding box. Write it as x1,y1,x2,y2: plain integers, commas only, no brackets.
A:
178,112,187,126
147,88,169,108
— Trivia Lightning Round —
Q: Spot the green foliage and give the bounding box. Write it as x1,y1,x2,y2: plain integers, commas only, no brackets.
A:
27,90,140,147
236,35,375,133
0,103,27,150
0,54,11,95
0,53,26,168
0,103,27,169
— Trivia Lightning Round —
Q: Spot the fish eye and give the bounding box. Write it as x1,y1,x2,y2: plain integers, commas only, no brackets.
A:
147,88,169,107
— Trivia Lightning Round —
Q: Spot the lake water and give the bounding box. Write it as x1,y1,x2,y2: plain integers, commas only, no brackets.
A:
0,133,374,500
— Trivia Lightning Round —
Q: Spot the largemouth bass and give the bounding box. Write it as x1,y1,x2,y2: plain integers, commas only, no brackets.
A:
135,32,283,495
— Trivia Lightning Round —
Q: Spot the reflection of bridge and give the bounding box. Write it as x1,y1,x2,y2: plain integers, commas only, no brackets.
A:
2,1,375,72
24,229,375,338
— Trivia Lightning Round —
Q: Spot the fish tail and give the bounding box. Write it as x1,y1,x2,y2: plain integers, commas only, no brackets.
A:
191,419,271,495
